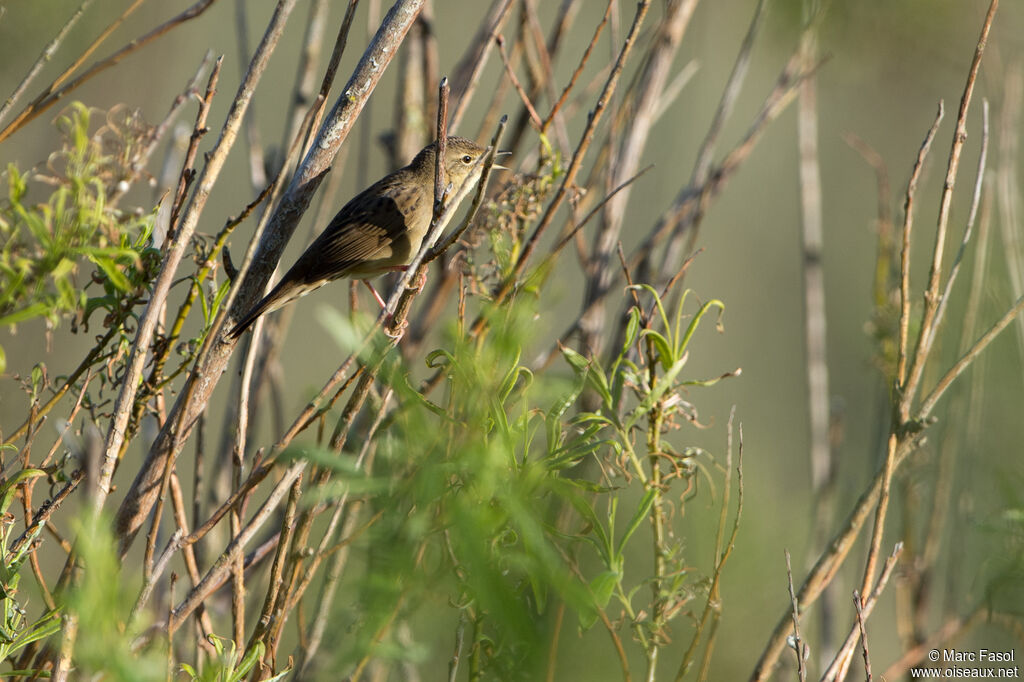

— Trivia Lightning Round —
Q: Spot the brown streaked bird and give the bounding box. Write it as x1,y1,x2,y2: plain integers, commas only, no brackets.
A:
228,136,489,339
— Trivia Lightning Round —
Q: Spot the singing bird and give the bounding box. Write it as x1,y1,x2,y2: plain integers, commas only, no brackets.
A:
228,136,489,339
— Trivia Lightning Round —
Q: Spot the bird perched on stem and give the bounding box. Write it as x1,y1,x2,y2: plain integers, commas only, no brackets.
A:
228,136,489,339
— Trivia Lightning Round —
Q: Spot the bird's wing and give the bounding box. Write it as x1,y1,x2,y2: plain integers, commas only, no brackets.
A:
294,192,410,283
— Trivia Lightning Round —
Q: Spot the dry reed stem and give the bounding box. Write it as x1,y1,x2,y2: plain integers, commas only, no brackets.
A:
933,100,991,347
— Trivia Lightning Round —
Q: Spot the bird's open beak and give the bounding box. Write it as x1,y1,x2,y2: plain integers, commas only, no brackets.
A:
491,149,512,171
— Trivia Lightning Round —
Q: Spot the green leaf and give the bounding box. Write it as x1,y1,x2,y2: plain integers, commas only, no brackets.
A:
578,570,619,630
587,363,613,410
616,488,656,558
678,298,726,355
9,611,61,650
641,329,675,370
560,345,589,373
425,348,454,368
227,641,264,682
0,302,51,327
622,305,641,356
0,469,46,517
625,353,688,430
590,570,619,609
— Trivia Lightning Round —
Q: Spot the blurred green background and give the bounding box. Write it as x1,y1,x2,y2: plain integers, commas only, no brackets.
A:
1,0,1022,678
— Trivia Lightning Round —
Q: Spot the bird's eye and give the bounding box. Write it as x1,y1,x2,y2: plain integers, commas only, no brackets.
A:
461,154,473,164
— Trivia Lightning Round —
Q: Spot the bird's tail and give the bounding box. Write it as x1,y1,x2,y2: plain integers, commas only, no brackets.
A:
227,279,324,339
227,293,276,339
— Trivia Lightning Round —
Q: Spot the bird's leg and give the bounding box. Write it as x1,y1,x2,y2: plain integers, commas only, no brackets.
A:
361,278,408,339
361,280,388,309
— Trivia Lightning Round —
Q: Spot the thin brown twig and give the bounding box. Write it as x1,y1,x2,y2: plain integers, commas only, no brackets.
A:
902,0,998,418
897,103,945,387
550,164,655,257
822,544,904,681
448,0,515,132
229,308,265,648
434,78,451,218
0,0,96,126
853,591,873,682
0,0,219,144
544,1,611,134
785,550,809,682
933,100,991,343
857,428,897,632
919,291,1024,419
495,34,543,131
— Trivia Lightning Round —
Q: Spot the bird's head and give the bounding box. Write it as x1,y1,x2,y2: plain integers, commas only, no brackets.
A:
439,136,488,188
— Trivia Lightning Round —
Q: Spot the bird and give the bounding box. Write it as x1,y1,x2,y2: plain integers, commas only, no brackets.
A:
228,136,490,339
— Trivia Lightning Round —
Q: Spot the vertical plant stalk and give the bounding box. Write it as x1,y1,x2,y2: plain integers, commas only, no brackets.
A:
896,103,944,385
752,3,1000,678
114,0,426,553
795,4,836,662
900,0,998,419
996,64,1024,351
644,357,667,682
797,11,829,505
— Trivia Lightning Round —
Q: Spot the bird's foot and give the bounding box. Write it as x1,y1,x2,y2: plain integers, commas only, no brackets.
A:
383,317,408,339
408,269,428,292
